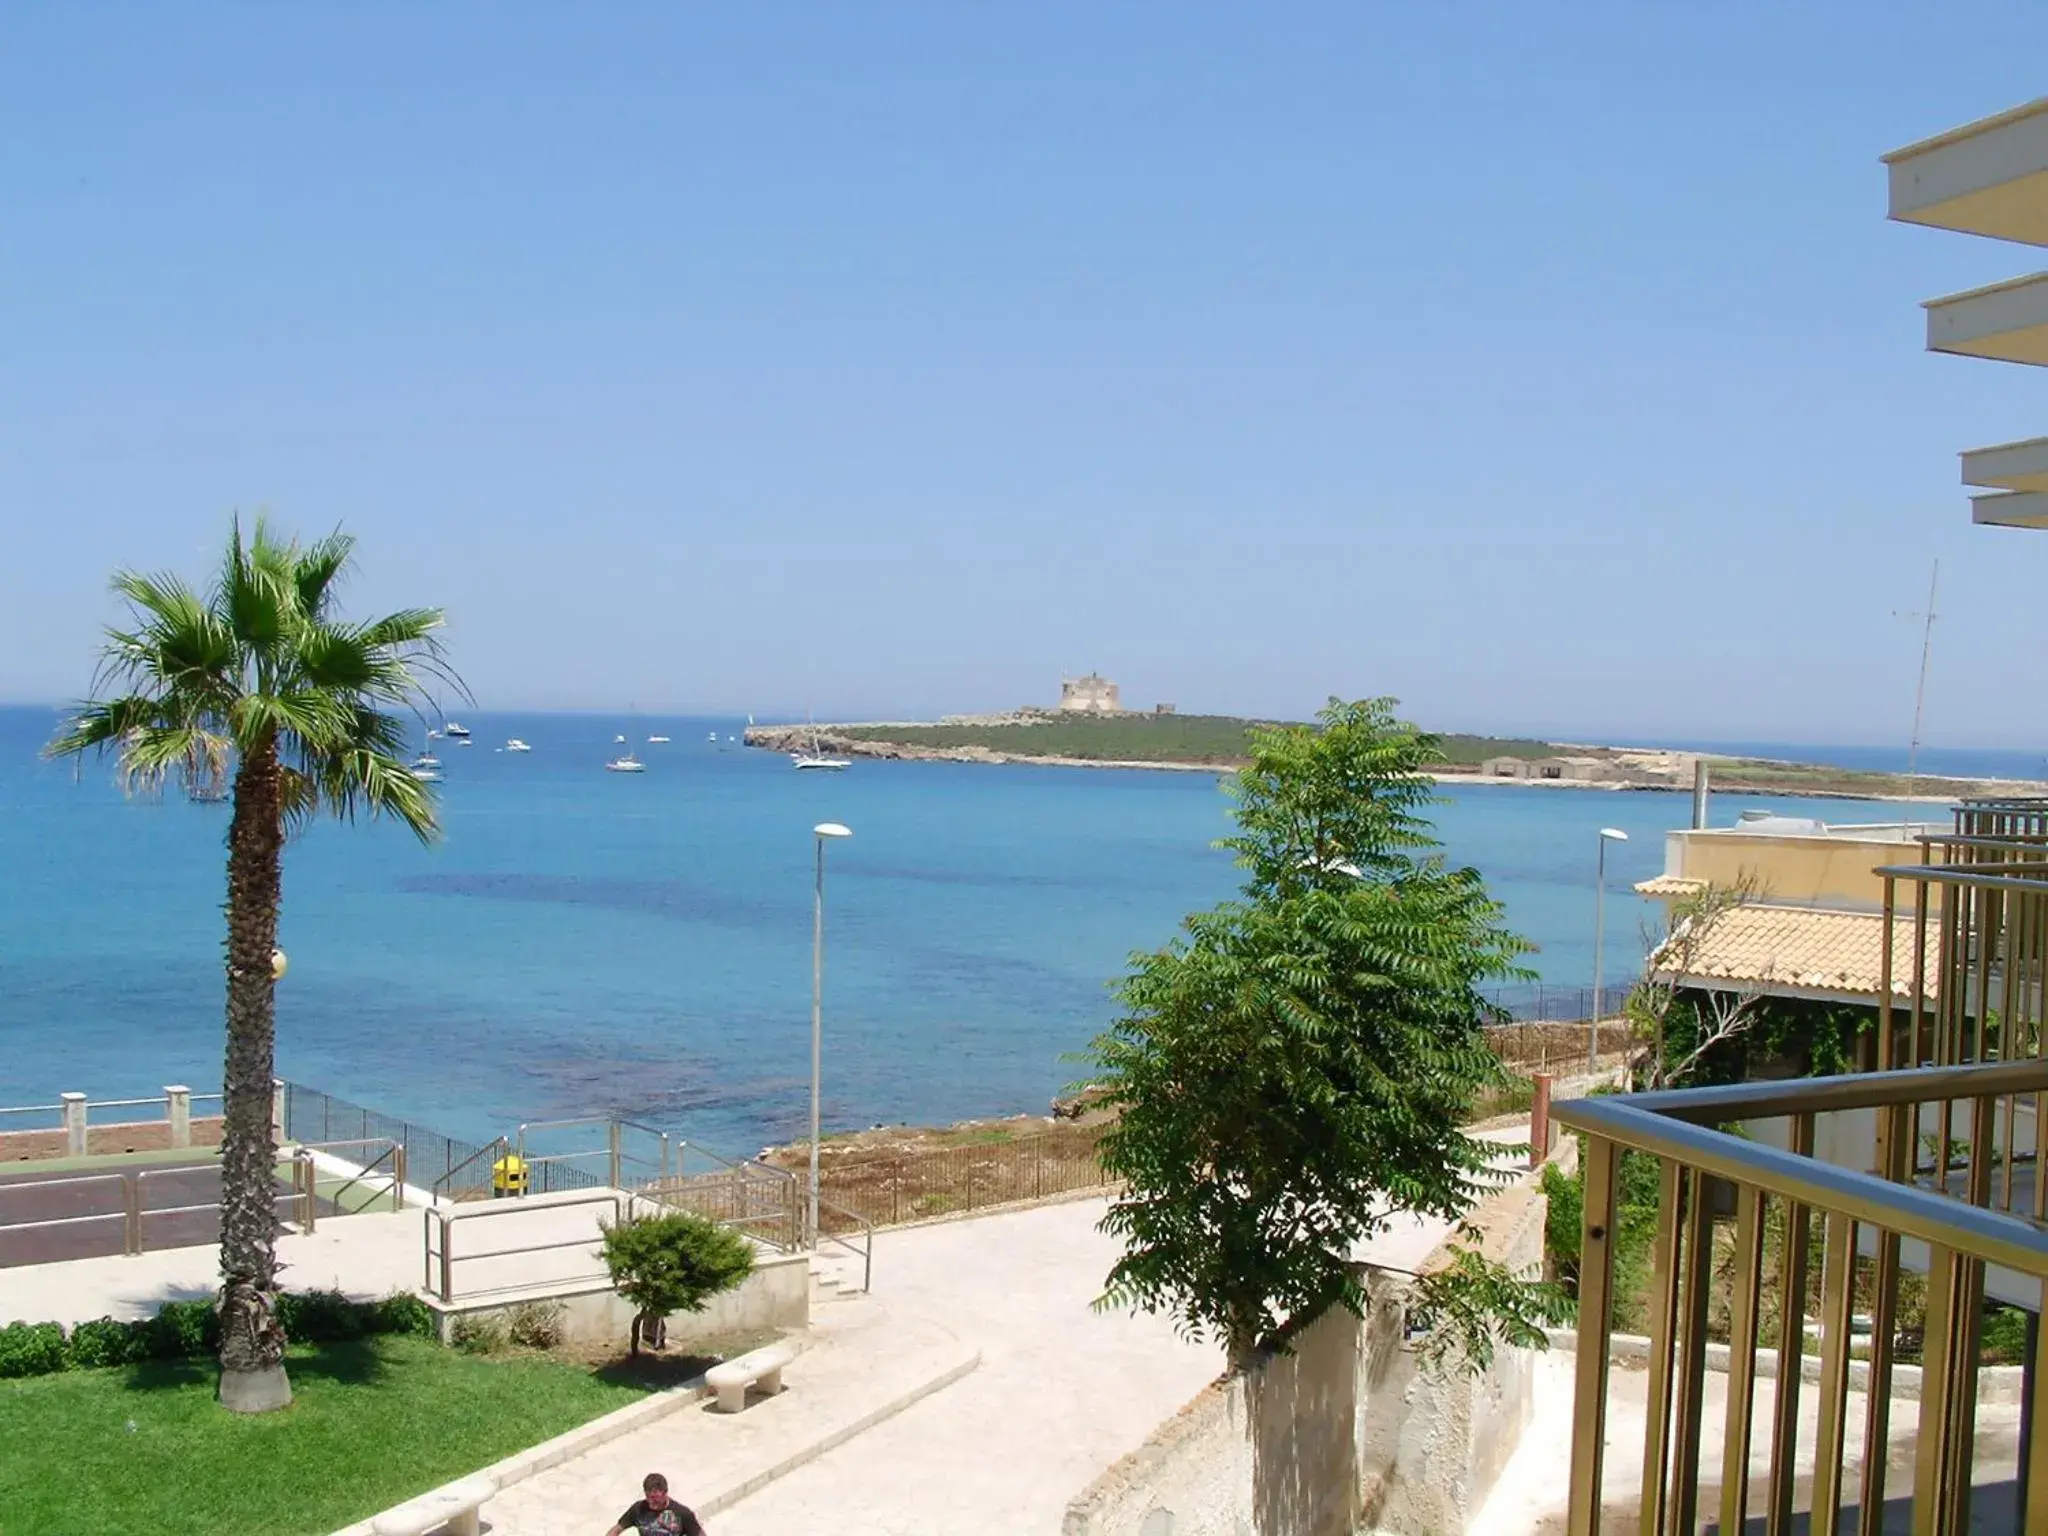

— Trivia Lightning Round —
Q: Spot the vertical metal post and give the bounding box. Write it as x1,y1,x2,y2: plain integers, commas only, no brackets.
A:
1810,1212,1858,1536
438,1211,454,1302
1531,1074,1553,1167
1590,837,1609,1075
393,1146,408,1212
1768,1115,1816,1536
1566,1136,1619,1536
1690,757,1710,830
1720,1186,1766,1536
810,833,825,1251
608,1120,622,1190
1639,1159,1685,1534
1668,1170,1714,1535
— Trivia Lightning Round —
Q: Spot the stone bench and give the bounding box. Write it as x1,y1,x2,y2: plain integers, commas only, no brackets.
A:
370,1474,498,1536
704,1339,800,1413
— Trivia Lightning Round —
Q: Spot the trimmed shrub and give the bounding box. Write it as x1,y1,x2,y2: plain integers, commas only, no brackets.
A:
66,1317,143,1370
0,1321,69,1378
506,1301,565,1350
598,1209,755,1354
277,1289,365,1342
449,1314,507,1356
372,1292,436,1339
137,1299,219,1360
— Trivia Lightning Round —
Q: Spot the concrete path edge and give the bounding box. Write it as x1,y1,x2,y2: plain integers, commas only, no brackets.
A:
328,1341,983,1536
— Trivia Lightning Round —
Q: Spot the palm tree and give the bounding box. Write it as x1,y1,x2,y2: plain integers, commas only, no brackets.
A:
48,519,458,1412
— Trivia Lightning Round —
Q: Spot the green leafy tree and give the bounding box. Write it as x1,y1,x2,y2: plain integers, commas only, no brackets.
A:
46,520,456,1413
598,1209,757,1354
1090,697,1565,1369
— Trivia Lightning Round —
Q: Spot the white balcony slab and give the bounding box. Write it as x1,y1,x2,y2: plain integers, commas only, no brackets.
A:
1925,271,2048,365
1972,491,2048,529
1962,435,2048,492
1886,97,2048,246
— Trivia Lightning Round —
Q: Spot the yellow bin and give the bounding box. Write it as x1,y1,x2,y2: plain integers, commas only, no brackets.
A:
491,1153,529,1198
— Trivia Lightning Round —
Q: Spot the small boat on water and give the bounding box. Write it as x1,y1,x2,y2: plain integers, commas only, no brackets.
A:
605,753,646,774
791,717,850,771
505,739,531,753
412,753,440,770
442,722,471,739
615,733,627,744
708,731,719,743
409,766,443,783
647,735,671,744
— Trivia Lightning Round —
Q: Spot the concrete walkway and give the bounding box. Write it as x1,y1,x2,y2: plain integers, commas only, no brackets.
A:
709,1197,1225,1536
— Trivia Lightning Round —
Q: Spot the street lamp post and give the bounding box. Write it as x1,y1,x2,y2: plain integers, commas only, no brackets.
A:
1590,828,1629,1072
809,822,852,1249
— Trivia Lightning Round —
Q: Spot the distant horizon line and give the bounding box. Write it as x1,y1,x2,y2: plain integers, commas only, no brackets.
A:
0,699,2041,758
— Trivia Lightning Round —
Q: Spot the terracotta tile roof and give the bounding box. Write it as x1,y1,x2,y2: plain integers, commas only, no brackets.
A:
1652,904,1935,1000
1634,875,1707,897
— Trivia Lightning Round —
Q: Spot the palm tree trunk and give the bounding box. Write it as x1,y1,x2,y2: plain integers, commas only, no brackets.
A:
217,735,291,1413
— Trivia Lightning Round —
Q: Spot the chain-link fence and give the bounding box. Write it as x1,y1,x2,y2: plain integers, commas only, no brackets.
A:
796,1122,1111,1230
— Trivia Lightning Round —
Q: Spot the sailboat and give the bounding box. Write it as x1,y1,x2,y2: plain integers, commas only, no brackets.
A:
791,716,850,772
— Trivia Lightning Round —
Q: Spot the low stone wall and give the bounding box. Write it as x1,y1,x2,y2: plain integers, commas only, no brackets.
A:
1061,1153,1560,1536
0,1115,224,1162
421,1248,810,1349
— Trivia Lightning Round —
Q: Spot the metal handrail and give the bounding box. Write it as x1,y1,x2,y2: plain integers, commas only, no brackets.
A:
1559,1052,2048,1534
1872,861,2048,893
433,1136,510,1198
1608,1056,2048,1123
423,1188,628,1301
814,1194,874,1291
293,1138,407,1214
1556,1088,2048,1274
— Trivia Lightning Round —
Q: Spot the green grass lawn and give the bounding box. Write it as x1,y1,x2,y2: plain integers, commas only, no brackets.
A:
0,1335,649,1535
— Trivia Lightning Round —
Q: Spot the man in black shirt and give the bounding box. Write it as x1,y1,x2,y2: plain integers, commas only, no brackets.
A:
605,1471,706,1535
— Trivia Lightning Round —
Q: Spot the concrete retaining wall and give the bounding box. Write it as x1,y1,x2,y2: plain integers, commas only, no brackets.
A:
1062,1160,1556,1536
423,1247,810,1349
0,1115,225,1161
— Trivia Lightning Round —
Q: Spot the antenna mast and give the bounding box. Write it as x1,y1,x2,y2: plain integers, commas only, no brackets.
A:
1898,559,1939,787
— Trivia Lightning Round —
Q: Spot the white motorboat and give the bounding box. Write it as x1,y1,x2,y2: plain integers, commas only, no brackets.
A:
412,753,440,769
647,735,671,744
505,739,531,753
708,730,719,742
615,733,627,744
442,722,471,738
409,766,443,783
605,753,646,773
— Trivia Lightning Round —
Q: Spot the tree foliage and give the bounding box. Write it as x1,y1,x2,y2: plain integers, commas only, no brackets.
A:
598,1210,756,1354
45,518,457,1412
1089,697,1556,1366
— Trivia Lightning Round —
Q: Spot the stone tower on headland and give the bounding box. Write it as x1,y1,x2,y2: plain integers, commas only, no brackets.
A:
1058,672,1121,714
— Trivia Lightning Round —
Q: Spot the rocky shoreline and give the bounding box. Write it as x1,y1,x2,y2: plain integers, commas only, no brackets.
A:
741,722,2046,803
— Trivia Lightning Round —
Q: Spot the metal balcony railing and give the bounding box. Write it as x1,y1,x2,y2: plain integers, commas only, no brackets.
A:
1556,799,2048,1534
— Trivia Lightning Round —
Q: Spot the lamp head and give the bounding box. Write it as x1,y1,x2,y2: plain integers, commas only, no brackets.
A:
1598,828,1629,842
814,823,853,840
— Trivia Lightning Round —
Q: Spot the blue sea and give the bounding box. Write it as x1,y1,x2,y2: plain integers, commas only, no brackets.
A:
0,707,1982,1154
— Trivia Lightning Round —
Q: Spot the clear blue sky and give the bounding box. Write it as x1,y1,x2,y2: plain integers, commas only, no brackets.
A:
5,6,2047,746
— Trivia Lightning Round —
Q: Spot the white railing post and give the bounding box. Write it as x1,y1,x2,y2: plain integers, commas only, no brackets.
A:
271,1078,285,1142
164,1085,192,1148
61,1092,87,1157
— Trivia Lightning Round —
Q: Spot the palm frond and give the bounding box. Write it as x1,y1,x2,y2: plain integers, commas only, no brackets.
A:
292,529,357,620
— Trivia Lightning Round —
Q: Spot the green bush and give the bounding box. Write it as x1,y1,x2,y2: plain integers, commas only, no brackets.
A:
66,1317,143,1369
598,1209,755,1354
276,1290,366,1341
137,1300,219,1360
507,1301,565,1350
372,1293,436,1339
1983,1304,2031,1365
0,1321,69,1378
2,1288,448,1380
449,1314,507,1356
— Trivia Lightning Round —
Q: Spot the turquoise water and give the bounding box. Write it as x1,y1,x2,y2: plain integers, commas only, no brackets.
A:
0,706,1955,1152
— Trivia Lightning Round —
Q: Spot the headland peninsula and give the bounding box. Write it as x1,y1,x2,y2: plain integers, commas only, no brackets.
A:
743,711,2047,803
